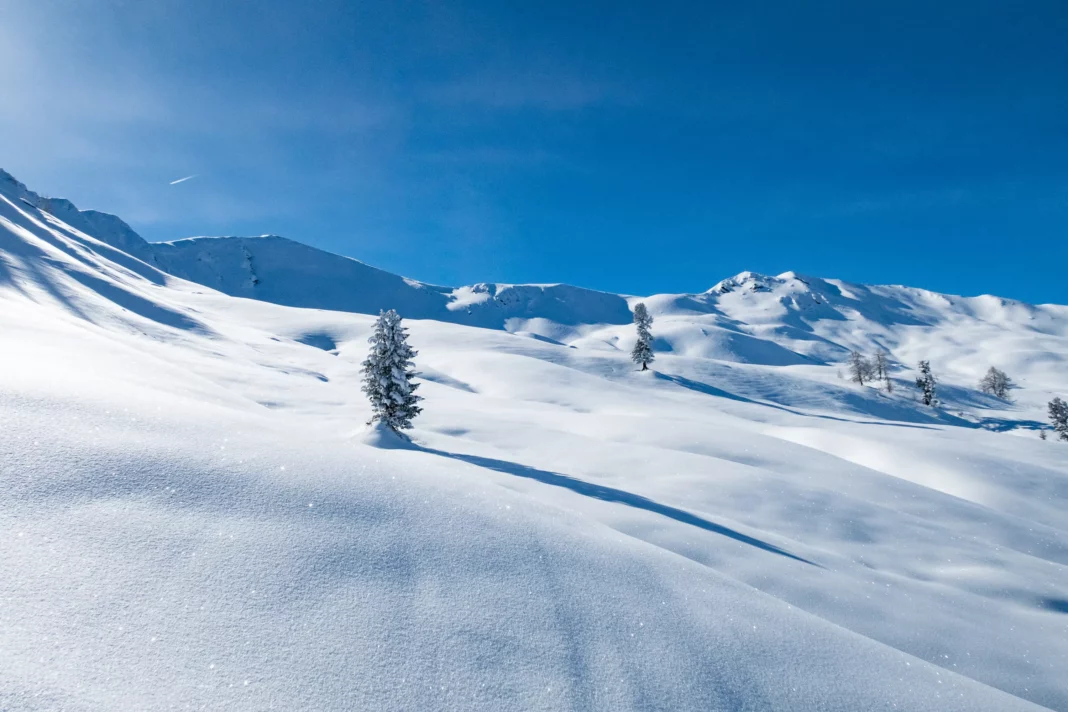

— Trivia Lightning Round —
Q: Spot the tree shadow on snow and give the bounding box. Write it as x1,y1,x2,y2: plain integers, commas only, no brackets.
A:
656,372,1046,435
653,371,942,430
972,416,1048,433
935,382,1018,412
418,445,818,566
1039,597,1068,614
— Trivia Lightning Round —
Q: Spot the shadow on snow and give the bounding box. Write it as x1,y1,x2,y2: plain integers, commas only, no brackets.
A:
419,445,818,567
653,371,944,430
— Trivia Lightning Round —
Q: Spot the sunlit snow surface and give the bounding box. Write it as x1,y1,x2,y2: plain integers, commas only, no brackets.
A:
1,170,1066,711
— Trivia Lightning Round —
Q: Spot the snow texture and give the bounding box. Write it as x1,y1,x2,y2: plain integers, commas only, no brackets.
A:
1,168,1067,711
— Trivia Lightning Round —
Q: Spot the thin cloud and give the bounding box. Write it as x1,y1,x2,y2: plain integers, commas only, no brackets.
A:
169,175,198,185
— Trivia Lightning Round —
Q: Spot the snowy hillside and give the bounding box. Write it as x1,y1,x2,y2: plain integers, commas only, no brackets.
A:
2,169,1067,711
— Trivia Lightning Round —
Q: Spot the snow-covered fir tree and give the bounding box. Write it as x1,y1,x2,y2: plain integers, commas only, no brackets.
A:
978,366,1013,399
361,309,422,431
1049,397,1068,442
631,302,654,371
915,360,937,406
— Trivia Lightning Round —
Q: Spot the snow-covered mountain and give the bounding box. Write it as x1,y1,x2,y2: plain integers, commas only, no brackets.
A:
2,169,1067,711
7,168,1066,374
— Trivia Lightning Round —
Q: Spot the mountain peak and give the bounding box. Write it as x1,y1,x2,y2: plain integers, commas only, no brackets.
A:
1,167,149,257
709,271,783,295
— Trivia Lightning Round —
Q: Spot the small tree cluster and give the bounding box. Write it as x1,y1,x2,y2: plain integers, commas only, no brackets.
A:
848,351,872,385
915,360,937,406
631,302,655,371
1049,397,1068,441
875,352,893,393
979,367,1014,400
361,309,422,431
846,351,893,392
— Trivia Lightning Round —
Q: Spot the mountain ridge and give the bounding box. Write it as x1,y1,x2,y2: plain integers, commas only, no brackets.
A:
5,168,1062,315
3,166,1065,375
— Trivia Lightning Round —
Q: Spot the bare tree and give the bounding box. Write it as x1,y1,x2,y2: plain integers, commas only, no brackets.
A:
872,352,893,393
978,366,1014,400
872,352,886,381
848,351,872,386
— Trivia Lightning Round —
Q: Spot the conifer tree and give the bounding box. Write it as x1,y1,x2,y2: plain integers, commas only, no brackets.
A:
631,302,654,371
1049,397,1068,442
361,309,422,431
915,360,937,406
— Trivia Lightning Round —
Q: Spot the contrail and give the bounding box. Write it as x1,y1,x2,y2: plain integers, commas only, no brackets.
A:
169,175,198,185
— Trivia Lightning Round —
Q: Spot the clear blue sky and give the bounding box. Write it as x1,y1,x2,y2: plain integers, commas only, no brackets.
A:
1,1,1065,303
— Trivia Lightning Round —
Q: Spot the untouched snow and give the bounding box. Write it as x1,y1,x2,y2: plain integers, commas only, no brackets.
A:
1,170,1067,711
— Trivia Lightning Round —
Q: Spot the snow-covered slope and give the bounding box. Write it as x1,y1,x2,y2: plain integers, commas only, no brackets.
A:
148,234,634,329
2,170,1067,711
15,167,1064,386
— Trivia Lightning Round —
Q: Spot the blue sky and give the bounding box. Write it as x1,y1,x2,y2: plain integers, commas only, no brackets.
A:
1,1,1065,303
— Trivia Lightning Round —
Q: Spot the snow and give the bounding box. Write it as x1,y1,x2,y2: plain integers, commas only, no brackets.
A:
355,419,419,449
148,236,634,330
1,169,1067,710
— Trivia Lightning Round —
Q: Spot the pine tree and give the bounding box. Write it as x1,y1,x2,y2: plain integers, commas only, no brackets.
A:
631,302,655,371
361,309,422,431
848,351,871,386
978,366,1014,399
915,360,937,406
1048,397,1068,442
